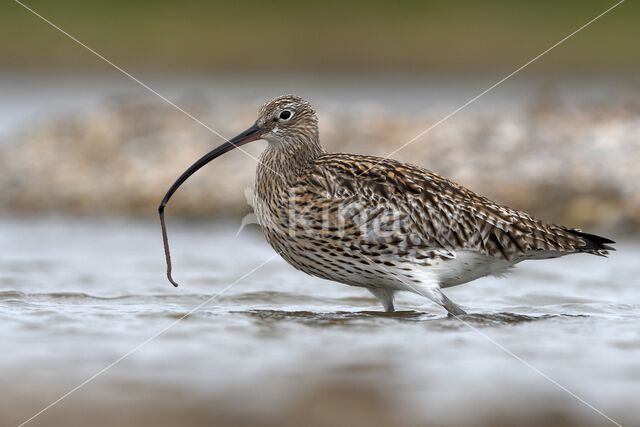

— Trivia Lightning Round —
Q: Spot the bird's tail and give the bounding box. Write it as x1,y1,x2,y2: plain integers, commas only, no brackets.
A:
567,229,616,256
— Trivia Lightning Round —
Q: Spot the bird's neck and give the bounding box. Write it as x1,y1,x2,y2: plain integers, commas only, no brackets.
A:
257,137,325,185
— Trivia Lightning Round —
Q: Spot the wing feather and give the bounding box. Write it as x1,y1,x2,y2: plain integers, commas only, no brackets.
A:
290,153,606,261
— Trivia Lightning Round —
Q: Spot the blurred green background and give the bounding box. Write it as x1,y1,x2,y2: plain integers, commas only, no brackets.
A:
2,0,637,73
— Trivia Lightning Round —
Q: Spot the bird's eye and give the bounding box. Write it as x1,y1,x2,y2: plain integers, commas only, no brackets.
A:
279,110,292,120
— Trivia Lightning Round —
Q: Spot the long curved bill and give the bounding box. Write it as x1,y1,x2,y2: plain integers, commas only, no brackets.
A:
159,123,263,287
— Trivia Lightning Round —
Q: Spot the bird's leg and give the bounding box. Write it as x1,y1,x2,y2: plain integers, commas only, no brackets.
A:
367,288,396,312
439,291,467,317
410,285,467,316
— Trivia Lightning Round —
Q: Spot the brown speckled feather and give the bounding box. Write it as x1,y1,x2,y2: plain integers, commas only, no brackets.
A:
300,153,610,260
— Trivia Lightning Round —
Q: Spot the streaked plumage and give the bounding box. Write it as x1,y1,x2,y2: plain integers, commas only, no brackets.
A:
160,94,615,315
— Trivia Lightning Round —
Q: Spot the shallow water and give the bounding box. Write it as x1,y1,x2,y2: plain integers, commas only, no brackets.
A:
1,217,639,427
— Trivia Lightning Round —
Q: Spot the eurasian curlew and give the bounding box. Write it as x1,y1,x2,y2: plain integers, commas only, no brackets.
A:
159,95,615,316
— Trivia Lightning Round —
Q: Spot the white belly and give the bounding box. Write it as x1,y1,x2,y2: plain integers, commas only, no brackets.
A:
341,250,519,291
425,250,518,288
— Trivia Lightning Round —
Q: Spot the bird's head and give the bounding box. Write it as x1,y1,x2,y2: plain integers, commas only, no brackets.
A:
255,94,318,145
160,95,319,208
159,94,318,211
